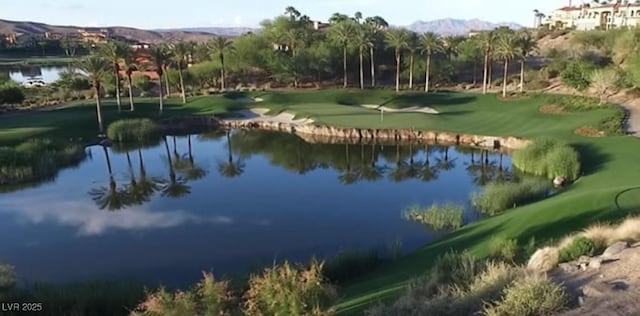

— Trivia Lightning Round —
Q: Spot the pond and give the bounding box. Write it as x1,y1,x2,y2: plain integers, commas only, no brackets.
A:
1,65,72,84
0,130,514,287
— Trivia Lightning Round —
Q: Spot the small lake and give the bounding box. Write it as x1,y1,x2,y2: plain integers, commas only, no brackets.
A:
1,65,71,84
0,131,514,286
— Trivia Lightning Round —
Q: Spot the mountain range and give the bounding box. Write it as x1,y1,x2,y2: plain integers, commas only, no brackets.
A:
0,18,523,43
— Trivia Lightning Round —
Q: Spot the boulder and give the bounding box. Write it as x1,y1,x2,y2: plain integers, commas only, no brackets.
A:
602,241,629,259
527,247,560,272
589,257,603,270
553,176,566,187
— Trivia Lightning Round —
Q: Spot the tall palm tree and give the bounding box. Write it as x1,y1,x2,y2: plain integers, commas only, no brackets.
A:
516,31,538,93
121,47,137,111
169,41,192,104
329,21,357,89
494,32,520,97
385,28,409,92
364,16,389,87
353,26,372,90
441,36,463,61
98,41,126,111
479,31,497,94
406,32,419,90
420,32,442,93
208,37,235,90
148,46,170,114
76,55,110,134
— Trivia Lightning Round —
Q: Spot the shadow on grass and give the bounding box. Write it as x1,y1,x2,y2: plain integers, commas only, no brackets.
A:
380,93,477,108
572,142,611,176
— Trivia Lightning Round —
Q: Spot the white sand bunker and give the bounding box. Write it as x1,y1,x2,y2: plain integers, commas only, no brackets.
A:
232,108,313,125
361,104,439,114
235,97,265,104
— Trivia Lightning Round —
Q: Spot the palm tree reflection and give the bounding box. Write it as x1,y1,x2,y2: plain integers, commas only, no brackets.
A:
218,130,245,178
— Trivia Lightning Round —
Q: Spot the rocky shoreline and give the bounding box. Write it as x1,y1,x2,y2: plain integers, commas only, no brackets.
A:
157,115,531,150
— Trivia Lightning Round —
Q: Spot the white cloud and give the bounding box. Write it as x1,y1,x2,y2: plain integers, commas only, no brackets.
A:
0,196,234,236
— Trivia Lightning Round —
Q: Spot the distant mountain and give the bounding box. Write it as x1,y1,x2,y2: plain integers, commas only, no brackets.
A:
157,27,260,37
407,18,523,36
0,19,216,43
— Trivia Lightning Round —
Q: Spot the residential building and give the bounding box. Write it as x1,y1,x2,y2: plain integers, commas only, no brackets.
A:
544,0,640,30
77,28,111,43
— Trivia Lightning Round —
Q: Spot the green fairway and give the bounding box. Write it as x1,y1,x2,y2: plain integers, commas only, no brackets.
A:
1,89,639,314
0,55,80,66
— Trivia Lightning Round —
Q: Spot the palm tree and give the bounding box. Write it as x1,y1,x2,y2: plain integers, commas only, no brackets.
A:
364,16,389,87
494,32,520,98
169,41,192,104
121,47,137,111
420,32,442,93
98,41,126,111
385,28,409,92
516,31,538,93
148,46,170,114
479,31,497,94
406,32,419,90
441,36,463,61
209,37,235,91
76,55,110,134
353,26,372,90
329,21,357,89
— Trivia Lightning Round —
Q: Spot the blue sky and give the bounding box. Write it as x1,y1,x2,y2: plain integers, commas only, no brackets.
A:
1,0,567,29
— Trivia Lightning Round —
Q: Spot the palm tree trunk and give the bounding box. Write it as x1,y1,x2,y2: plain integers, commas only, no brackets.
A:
102,146,113,175
409,54,414,89
473,58,478,85
226,131,233,163
359,47,364,90
425,54,431,92
94,83,104,134
395,50,401,92
488,61,493,89
220,54,226,90
343,45,348,89
370,46,376,87
502,58,509,98
138,148,145,175
114,68,121,111
519,59,525,93
482,51,489,95
158,74,164,114
127,74,135,111
163,66,170,97
178,66,187,104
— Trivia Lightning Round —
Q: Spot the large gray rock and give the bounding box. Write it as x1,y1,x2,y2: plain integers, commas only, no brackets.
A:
602,241,629,259
527,247,560,272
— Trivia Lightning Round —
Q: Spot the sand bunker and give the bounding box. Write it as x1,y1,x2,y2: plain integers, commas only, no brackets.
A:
230,108,313,125
361,104,439,114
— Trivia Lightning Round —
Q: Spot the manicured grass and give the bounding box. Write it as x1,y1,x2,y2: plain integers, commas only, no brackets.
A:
0,55,80,66
1,89,639,315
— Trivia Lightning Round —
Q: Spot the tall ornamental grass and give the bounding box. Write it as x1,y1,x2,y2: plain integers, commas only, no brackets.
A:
403,203,465,231
471,178,552,215
512,138,580,180
107,119,159,143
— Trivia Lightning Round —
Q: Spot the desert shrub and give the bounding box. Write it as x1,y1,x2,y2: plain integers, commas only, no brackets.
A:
403,203,464,230
131,273,232,316
133,75,155,93
526,78,550,90
558,236,596,262
512,138,581,180
561,60,595,91
0,264,16,291
545,94,603,112
483,275,569,316
244,260,337,316
0,82,25,105
489,238,518,262
429,251,484,294
323,249,383,284
597,107,625,136
471,178,551,215
107,119,159,143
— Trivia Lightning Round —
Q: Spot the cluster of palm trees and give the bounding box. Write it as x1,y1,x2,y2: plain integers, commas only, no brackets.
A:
76,37,235,134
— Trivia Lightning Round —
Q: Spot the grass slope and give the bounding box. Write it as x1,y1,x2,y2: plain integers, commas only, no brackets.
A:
1,90,639,315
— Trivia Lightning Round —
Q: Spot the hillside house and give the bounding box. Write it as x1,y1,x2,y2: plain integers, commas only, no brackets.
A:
545,0,640,30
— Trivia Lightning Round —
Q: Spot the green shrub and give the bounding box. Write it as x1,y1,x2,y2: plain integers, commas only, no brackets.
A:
107,119,159,143
489,238,518,262
0,82,25,105
471,178,551,215
597,107,625,136
545,95,603,112
0,264,16,291
244,260,337,316
558,236,596,262
133,75,155,93
131,273,232,316
483,275,569,316
561,60,595,91
429,251,484,293
323,249,383,284
403,203,464,230
512,138,581,180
